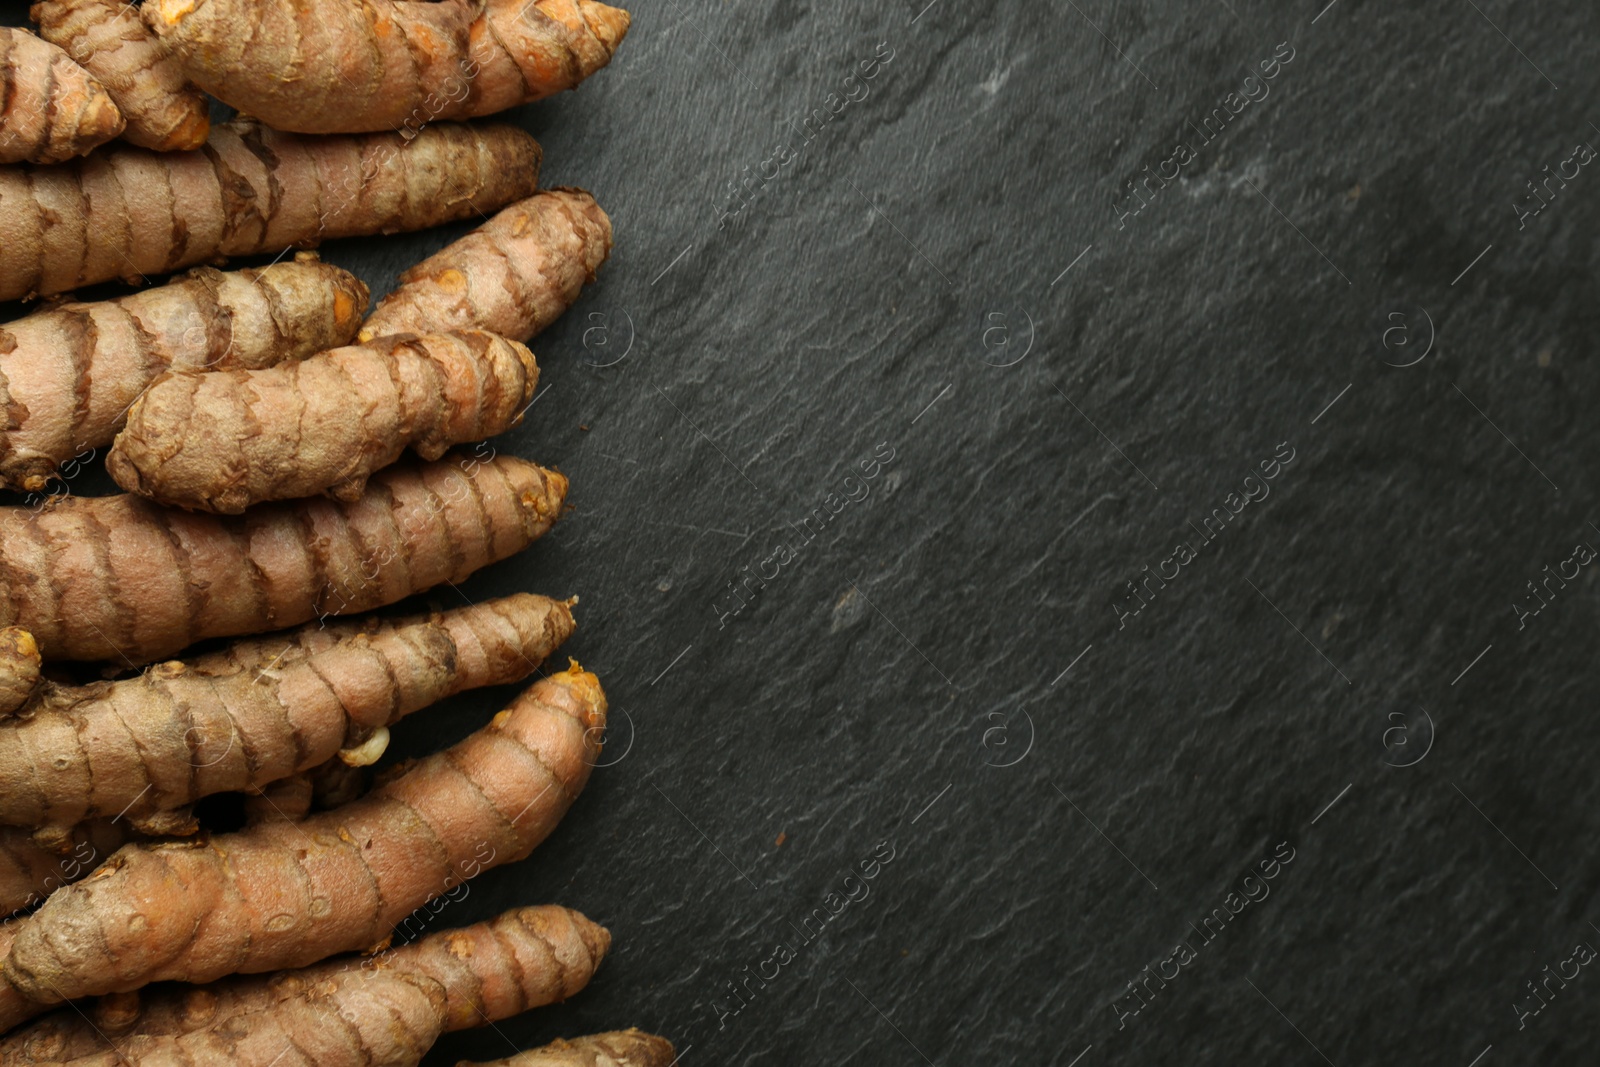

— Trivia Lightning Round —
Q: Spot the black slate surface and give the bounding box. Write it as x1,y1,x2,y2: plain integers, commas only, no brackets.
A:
4,1,1600,1064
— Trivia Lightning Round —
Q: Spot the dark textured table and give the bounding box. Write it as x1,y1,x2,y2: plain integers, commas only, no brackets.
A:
4,2,1600,1064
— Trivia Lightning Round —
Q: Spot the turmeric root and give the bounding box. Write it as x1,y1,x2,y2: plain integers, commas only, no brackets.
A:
109,330,540,513
2,664,606,1018
377,904,609,1033
468,1031,678,1067
0,820,128,920
145,0,630,135
1,905,608,1062
0,594,576,834
31,0,211,152
0,453,568,664
363,190,613,345
61,969,448,1067
0,120,542,302
0,27,123,165
0,631,39,717
0,255,369,493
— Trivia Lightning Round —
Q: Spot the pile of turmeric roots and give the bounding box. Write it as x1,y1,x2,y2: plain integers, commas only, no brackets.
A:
0,2,671,1064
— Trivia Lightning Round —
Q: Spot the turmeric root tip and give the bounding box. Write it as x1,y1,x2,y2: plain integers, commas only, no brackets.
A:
361,190,614,345
0,27,124,164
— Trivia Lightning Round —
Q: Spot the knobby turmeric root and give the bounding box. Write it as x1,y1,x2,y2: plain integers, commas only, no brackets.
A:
0,453,568,665
362,190,613,345
0,27,123,165
0,631,39,718
0,255,369,493
110,331,541,514
0,120,542,302
145,0,631,135
0,594,576,835
376,904,610,1034
64,969,448,1066
31,0,211,152
1,905,608,1062
1,664,606,1022
468,1031,678,1067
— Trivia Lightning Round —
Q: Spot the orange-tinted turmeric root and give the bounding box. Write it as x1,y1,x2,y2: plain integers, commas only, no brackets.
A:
57,969,448,1067
0,820,128,921
0,594,575,834
0,27,123,164
31,0,211,151
145,0,630,134
362,190,613,345
0,256,369,493
468,1031,678,1067
110,331,539,513
0,453,568,664
3,665,606,1013
0,905,608,1062
0,120,541,302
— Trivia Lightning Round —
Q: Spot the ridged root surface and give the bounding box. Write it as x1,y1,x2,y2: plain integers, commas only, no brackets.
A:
362,190,613,345
0,27,123,164
0,665,607,1023
0,454,568,664
0,594,576,833
110,330,539,513
0,121,541,302
32,0,211,151
0,256,369,493
144,0,630,134
0,905,609,1064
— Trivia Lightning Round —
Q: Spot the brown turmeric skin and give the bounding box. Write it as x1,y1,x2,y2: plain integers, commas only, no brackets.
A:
0,594,576,836
0,906,609,1062
61,969,448,1067
0,256,369,493
362,190,613,345
0,631,39,718
31,0,211,152
145,0,631,135
0,120,542,302
4,665,606,1012
0,751,371,921
0,453,569,664
468,1031,678,1067
0,27,123,165
110,331,540,514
